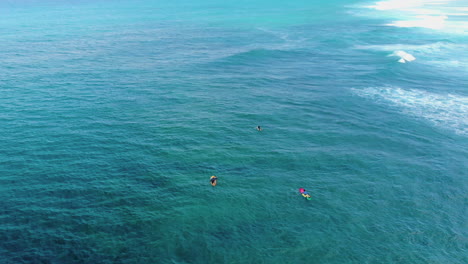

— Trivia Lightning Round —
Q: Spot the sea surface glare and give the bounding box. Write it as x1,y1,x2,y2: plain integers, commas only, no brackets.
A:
0,0,467,263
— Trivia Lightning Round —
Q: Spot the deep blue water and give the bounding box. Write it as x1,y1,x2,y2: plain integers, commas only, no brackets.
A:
1,0,467,263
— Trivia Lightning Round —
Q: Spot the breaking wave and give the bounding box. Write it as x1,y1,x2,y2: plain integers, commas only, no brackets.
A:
361,0,468,34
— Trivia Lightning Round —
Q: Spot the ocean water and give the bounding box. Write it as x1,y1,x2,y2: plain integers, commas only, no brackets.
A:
1,0,467,263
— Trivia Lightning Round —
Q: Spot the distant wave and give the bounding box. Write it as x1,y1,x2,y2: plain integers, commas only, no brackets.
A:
352,86,468,136
368,0,456,11
424,59,468,71
354,42,468,69
354,42,460,53
387,15,448,30
198,27,307,64
212,47,307,64
362,0,468,34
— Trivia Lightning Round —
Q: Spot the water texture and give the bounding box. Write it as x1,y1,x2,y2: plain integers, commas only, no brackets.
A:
0,0,467,263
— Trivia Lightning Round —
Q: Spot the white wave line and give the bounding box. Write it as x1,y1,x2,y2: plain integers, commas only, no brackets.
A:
352,87,468,135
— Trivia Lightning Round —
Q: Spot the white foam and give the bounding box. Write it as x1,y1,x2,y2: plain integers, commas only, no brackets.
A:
352,87,468,136
363,0,468,34
446,12,468,16
369,0,457,11
390,50,416,63
388,15,448,29
369,0,424,11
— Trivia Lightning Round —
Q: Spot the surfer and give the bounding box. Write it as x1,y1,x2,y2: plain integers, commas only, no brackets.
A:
299,188,311,199
256,125,262,131
210,176,218,186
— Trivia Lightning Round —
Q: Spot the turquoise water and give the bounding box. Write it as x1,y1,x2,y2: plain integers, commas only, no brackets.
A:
1,0,467,263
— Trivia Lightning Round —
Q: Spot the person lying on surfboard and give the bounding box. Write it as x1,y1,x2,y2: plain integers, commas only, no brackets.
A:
299,188,311,199
256,125,262,131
